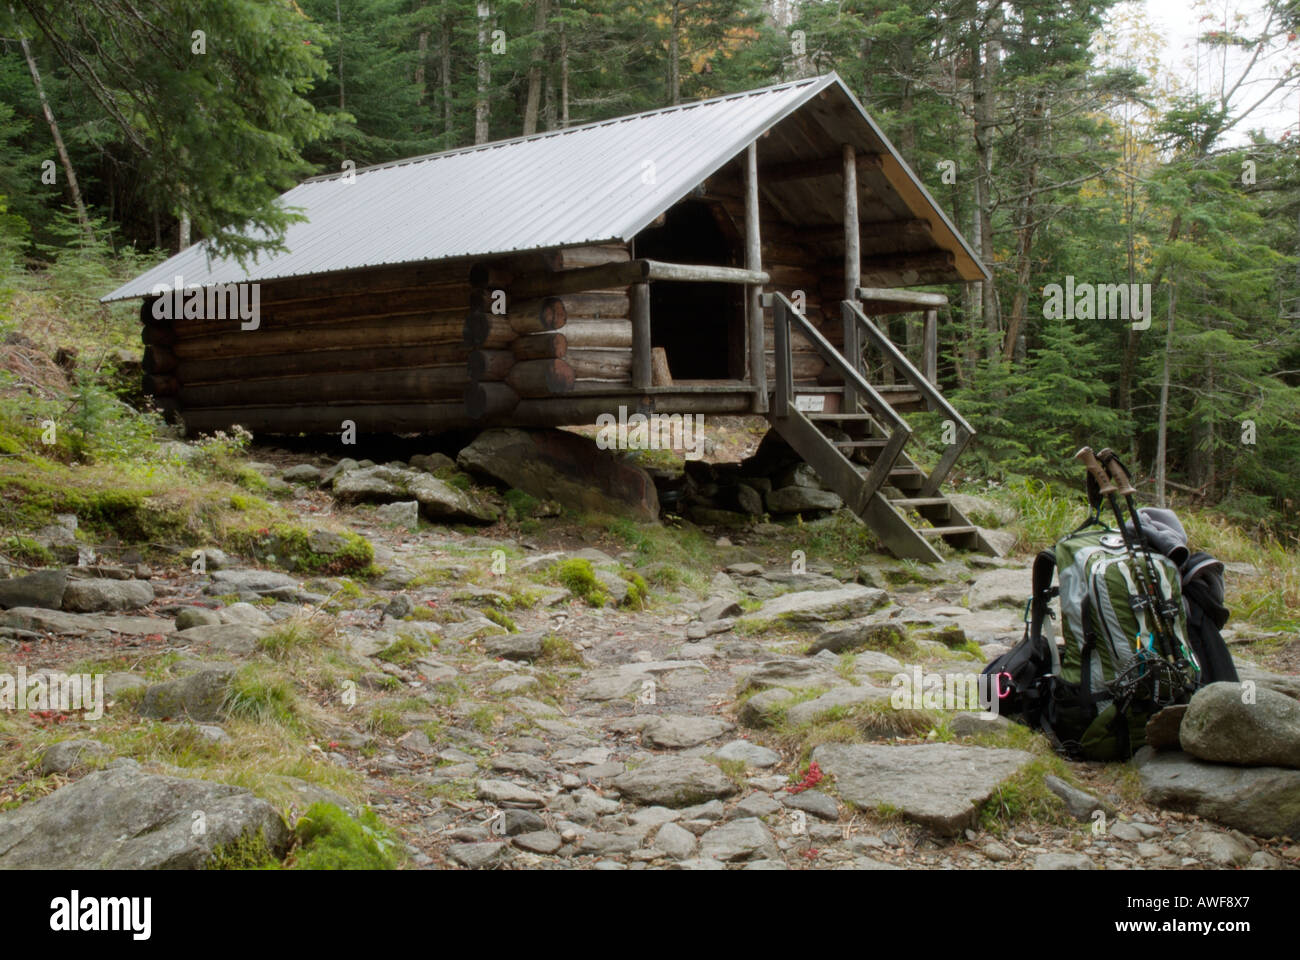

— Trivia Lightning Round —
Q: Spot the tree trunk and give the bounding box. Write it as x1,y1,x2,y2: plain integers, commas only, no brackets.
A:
897,37,915,155
1116,100,1139,456
667,2,681,105
14,6,91,237
415,0,429,111
522,0,549,135
1200,359,1216,498
973,3,1001,360
1155,283,1175,508
441,14,453,140
475,1,491,144
1001,96,1041,363
559,23,569,127
336,0,345,111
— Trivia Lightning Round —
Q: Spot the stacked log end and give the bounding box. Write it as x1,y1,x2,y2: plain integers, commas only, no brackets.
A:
463,244,635,421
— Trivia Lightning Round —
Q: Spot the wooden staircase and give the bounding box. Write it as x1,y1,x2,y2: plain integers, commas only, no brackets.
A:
763,291,999,562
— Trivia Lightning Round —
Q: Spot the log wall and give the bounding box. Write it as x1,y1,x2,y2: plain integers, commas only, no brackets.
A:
139,185,845,435
142,259,481,434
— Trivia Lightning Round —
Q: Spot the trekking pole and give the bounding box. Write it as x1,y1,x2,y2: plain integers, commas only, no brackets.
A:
1097,450,1199,676
1074,447,1164,650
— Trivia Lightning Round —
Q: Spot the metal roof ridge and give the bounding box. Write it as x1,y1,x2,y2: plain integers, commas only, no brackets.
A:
299,74,837,185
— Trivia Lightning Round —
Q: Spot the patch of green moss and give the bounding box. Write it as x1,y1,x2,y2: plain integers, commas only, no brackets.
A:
553,558,609,607
375,634,433,665
234,467,270,492
620,570,648,610
977,759,1070,834
433,465,473,491
207,829,282,870
234,523,374,575
289,803,399,870
540,632,582,664
504,488,540,521
1,535,55,566
483,607,517,632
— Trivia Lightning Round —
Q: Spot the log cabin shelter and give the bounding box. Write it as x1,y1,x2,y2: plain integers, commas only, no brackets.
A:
104,72,996,560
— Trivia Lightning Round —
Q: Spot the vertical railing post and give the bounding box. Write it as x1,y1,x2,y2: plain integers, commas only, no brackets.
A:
745,141,767,413
840,300,860,414
773,295,791,418
842,144,861,413
631,281,651,390
923,308,938,385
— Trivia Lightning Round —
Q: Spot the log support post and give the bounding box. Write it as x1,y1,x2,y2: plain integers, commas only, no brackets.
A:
745,140,767,413
923,308,938,385
631,281,651,390
842,143,861,412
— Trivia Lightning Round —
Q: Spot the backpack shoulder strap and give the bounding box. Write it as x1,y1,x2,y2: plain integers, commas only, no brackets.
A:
1028,549,1057,647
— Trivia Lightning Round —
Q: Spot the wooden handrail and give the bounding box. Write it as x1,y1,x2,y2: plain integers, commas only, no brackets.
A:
842,300,974,437
509,258,769,298
767,290,911,508
767,293,909,435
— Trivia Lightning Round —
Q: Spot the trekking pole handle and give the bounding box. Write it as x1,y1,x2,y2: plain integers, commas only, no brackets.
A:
1075,446,1116,495
1097,448,1137,496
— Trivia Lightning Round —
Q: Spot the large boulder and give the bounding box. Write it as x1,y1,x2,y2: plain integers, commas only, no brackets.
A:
0,607,172,636
0,760,290,868
333,464,497,523
206,569,301,596
407,474,498,524
609,757,738,807
482,630,546,661
752,585,888,624
966,568,1029,611
807,618,905,655
1235,661,1300,702
39,739,112,775
174,624,264,656
1178,682,1300,769
1134,747,1300,838
61,578,154,613
640,715,734,749
812,742,1035,835
765,486,843,514
457,428,658,522
785,684,893,726
139,666,236,722
699,818,779,862
0,569,68,610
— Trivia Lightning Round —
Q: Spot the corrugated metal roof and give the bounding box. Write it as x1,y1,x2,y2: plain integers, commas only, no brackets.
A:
103,75,835,301
104,72,989,301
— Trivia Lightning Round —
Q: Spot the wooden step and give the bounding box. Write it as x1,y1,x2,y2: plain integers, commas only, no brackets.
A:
873,384,922,394
832,439,889,449
917,524,978,538
807,412,875,421
891,497,950,508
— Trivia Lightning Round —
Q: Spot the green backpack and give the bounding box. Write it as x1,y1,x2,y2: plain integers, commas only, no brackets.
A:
1042,522,1202,760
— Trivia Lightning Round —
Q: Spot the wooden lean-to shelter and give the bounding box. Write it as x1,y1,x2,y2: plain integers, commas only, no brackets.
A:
104,73,995,560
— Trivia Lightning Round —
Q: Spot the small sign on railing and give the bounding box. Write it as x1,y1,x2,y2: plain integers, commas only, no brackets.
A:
794,394,825,413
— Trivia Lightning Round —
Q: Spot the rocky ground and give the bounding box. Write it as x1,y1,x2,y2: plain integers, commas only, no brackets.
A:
1,436,1298,871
